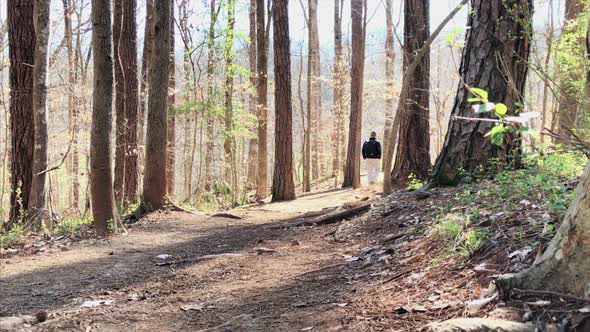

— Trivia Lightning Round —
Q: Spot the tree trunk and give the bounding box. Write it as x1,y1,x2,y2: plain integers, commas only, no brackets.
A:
204,0,218,191
138,0,153,189
540,0,554,145
179,0,192,198
90,0,117,234
342,0,364,189
271,0,296,202
224,0,236,183
113,0,125,206
331,0,344,178
255,0,269,200
309,0,320,181
167,0,176,197
391,0,430,187
7,0,35,227
246,0,258,191
556,0,585,141
381,0,395,171
29,0,51,225
498,162,590,298
431,0,532,186
121,0,139,206
142,0,170,210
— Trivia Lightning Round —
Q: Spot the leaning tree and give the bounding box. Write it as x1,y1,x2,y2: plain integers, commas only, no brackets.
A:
431,0,533,185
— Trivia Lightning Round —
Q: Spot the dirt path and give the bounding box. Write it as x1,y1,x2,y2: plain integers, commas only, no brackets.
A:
1,187,378,332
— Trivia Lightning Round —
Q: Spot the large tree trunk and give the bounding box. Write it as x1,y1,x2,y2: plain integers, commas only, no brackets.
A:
121,0,139,206
431,0,532,186
342,0,364,189
29,0,51,225
308,0,320,182
7,0,35,227
381,0,395,171
167,0,176,197
224,0,236,183
556,0,585,141
178,0,192,198
113,0,125,206
90,0,117,234
142,0,170,210
391,0,430,187
498,162,590,298
271,0,296,202
138,0,153,190
204,0,218,191
246,0,258,191
255,0,269,200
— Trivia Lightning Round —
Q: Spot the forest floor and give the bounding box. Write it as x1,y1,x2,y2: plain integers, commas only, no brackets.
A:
0,170,586,331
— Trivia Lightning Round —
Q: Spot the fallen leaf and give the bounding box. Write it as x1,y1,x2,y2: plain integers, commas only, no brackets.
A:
300,327,315,331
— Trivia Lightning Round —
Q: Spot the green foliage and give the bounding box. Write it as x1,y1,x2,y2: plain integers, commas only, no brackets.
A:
458,228,491,257
433,213,490,258
56,217,91,237
0,224,23,248
406,174,425,191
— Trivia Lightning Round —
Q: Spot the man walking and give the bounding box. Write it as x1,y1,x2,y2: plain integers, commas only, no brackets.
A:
362,131,382,185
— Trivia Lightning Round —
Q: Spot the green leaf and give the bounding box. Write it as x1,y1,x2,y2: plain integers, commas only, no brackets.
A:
518,127,530,133
495,103,508,116
467,97,481,103
445,34,454,43
470,88,488,101
485,124,506,146
477,104,487,113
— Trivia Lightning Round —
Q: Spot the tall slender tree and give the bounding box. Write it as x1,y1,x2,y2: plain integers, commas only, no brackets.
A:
432,0,532,185
204,0,219,191
113,0,125,205
121,0,139,205
382,0,395,171
391,0,430,187
332,0,344,178
246,0,258,190
143,0,170,210
7,0,35,227
138,0,154,185
342,0,365,189
255,0,269,200
167,0,176,197
308,0,321,181
224,0,236,183
272,0,295,202
90,0,117,233
29,0,51,224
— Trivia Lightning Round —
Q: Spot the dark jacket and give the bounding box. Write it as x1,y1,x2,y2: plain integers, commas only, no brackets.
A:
362,138,381,159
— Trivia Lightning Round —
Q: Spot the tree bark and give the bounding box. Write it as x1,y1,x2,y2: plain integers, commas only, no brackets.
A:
113,0,125,206
332,0,344,178
29,0,51,225
121,0,139,206
255,0,269,200
540,0,554,145
271,0,296,202
391,0,430,187
90,0,117,234
167,0,176,197
342,0,364,189
381,0,395,171
497,162,590,298
7,0,35,227
224,0,236,184
204,0,218,191
431,0,532,186
138,0,153,189
142,0,170,210
246,0,258,191
308,0,321,181
556,0,585,141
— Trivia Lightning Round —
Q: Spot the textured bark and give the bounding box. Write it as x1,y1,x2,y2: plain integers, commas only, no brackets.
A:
113,0,125,206
431,0,532,185
255,0,269,200
271,0,296,202
342,0,364,189
309,0,320,181
142,0,170,210
331,0,344,178
224,0,236,183
391,0,430,187
204,0,218,191
497,163,590,297
167,0,176,197
138,0,153,187
29,0,51,224
246,0,258,191
556,0,585,140
62,0,79,212
381,0,395,171
7,0,35,226
541,0,554,144
90,0,116,234
179,0,192,197
121,0,138,206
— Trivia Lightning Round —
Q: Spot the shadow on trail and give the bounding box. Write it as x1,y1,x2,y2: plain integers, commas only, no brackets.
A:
0,207,349,318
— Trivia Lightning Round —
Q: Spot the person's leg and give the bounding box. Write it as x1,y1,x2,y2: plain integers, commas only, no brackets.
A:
367,159,378,184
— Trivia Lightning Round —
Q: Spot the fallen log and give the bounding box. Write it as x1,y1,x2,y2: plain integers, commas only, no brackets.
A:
310,203,371,226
